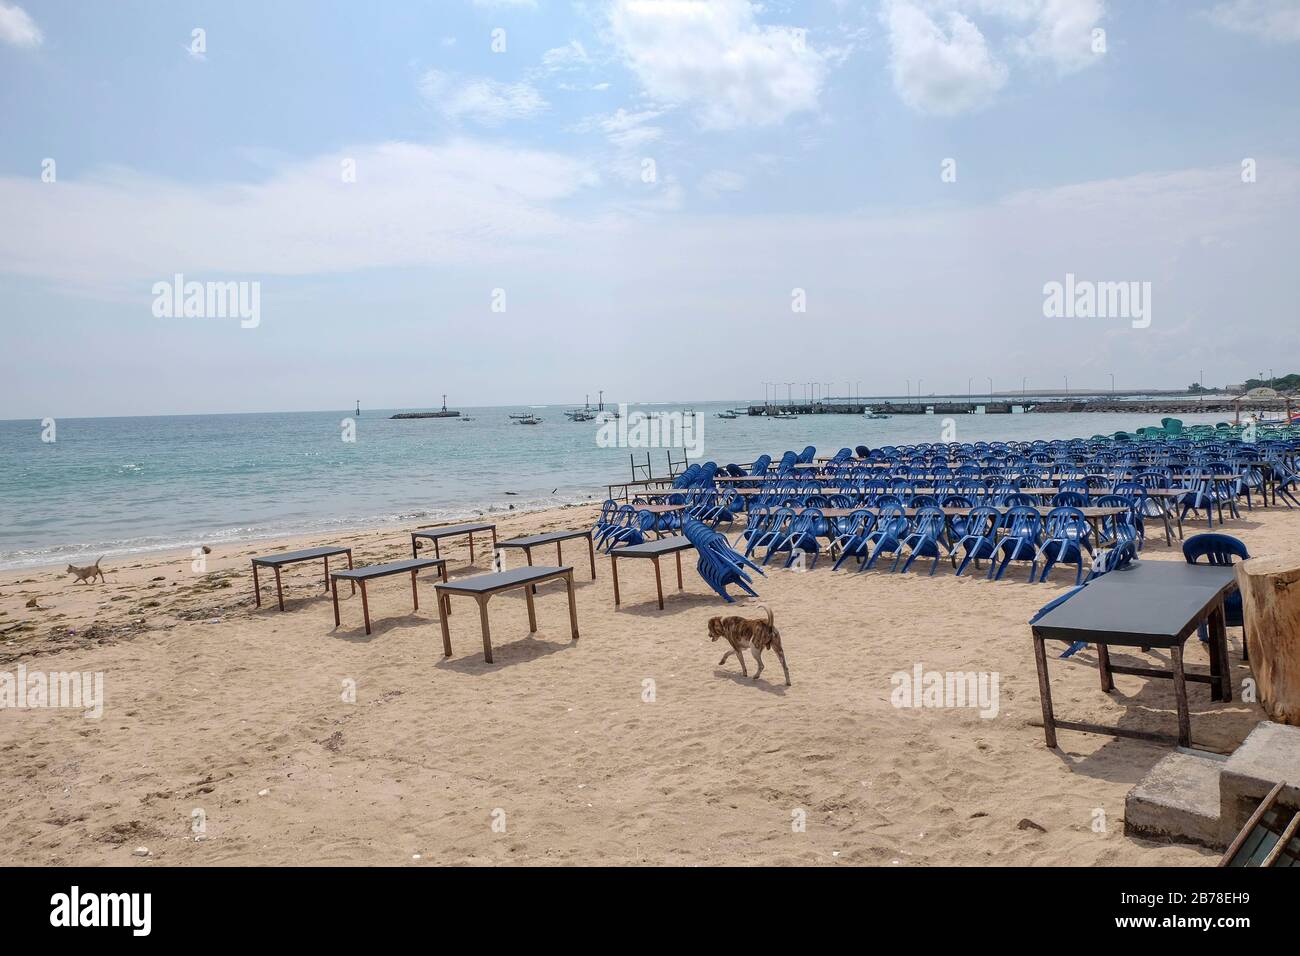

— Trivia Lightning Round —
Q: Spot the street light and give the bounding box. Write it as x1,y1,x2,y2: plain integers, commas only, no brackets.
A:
1109,372,1115,394
1022,376,1028,398
987,377,993,397
967,376,974,400
917,378,923,404
1064,375,1069,397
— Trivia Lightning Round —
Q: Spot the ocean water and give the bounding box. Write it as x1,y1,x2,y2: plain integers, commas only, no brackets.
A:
0,403,1230,569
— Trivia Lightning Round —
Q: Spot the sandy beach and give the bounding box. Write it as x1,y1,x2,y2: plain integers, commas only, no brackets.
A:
1,500,1290,867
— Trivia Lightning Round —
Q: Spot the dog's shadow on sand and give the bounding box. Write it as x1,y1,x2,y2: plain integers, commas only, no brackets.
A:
713,668,789,696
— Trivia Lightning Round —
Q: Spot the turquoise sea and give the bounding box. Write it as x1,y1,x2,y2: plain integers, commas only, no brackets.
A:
0,402,1230,569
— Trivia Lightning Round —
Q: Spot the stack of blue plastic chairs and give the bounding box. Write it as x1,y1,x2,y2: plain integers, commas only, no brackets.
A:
682,517,764,603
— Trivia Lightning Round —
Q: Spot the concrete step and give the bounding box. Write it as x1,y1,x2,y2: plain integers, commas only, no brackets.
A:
1125,748,1227,849
1219,721,1300,844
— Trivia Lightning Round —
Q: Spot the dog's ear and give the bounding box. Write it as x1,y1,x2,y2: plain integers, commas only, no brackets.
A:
706,617,721,636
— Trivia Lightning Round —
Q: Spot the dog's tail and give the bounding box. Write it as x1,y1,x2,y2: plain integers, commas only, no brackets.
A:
755,603,773,627
94,555,105,567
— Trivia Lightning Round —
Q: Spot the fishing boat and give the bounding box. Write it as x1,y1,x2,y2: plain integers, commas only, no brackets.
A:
716,410,737,420
864,407,891,420
515,415,543,425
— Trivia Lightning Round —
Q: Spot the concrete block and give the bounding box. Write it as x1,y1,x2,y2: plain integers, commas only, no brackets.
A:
1219,721,1300,842
1125,749,1226,849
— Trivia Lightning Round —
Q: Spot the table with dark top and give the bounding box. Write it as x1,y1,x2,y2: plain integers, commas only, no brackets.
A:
434,565,578,663
609,536,694,609
1029,561,1236,748
495,529,596,580
410,522,497,562
330,557,447,635
252,546,353,611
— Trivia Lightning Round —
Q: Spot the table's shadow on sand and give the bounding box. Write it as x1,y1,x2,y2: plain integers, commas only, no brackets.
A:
434,633,576,672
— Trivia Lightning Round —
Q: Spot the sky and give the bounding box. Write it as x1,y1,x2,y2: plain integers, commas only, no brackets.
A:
2,0,1299,418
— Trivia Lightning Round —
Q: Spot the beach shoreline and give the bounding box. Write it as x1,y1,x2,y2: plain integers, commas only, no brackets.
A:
3,498,1291,866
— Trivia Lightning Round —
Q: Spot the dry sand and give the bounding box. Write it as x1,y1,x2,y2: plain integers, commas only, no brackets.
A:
2,501,1291,866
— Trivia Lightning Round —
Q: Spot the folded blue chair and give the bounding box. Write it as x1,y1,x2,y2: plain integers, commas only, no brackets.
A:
592,499,620,545
682,517,764,603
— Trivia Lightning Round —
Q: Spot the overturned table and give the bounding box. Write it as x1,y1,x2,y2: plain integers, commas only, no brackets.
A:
435,565,579,663
1030,561,1236,748
495,528,597,579
609,536,694,609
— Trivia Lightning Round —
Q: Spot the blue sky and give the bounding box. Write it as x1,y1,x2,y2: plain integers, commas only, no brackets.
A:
2,0,1299,417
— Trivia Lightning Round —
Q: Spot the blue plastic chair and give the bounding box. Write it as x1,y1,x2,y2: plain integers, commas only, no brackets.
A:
895,505,948,575
831,510,877,570
861,506,909,571
991,506,1043,581
764,508,822,569
682,517,764,603
1182,532,1249,655
1037,506,1093,584
951,506,1001,576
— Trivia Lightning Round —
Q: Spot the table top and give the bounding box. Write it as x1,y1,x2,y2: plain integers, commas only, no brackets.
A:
252,545,351,565
1030,561,1235,648
610,536,694,558
498,529,592,547
435,565,571,594
637,503,687,513
331,557,445,580
749,505,1125,519
411,522,496,538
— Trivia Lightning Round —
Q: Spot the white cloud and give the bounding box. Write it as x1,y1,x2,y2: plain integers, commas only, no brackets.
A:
419,70,547,125
541,40,592,72
0,141,597,284
1206,0,1300,43
580,107,668,150
883,2,1008,116
606,0,826,128
0,2,42,48
698,169,747,197
1011,0,1107,73
881,0,1106,115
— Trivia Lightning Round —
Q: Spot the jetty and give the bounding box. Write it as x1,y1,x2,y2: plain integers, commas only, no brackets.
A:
391,394,461,419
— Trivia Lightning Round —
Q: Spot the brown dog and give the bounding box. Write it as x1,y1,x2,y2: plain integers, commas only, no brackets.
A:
66,556,106,585
708,604,790,685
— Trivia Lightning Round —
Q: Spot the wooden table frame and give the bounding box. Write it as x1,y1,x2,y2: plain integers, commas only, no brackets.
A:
435,566,578,664
1030,564,1236,748
253,546,353,611
331,558,447,635
495,529,597,580
410,523,497,562
609,538,692,610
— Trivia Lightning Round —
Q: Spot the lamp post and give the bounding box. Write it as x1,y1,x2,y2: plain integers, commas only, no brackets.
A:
1109,372,1115,394
1022,377,1028,399
917,378,923,404
987,377,993,397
